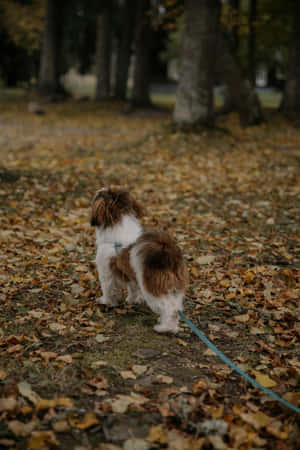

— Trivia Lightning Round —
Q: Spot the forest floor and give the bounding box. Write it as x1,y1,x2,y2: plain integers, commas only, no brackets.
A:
0,97,299,450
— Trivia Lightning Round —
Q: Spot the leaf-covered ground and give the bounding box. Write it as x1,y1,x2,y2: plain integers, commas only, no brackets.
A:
0,98,299,450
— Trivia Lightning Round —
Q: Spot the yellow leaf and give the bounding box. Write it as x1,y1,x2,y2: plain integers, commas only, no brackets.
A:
147,425,168,444
36,397,74,411
75,412,99,430
27,431,59,450
0,370,7,381
241,411,272,429
252,370,277,388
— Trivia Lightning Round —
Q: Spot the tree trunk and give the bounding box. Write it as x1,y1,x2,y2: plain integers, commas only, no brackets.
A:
95,5,112,100
248,0,257,86
216,33,263,126
115,0,136,99
280,1,300,116
229,0,240,52
173,0,220,128
131,0,152,107
38,0,65,97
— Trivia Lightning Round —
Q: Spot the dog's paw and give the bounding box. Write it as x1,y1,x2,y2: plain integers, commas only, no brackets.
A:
154,323,179,334
96,296,118,306
126,294,143,305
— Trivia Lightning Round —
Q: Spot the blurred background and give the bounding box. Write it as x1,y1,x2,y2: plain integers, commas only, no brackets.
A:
0,0,298,125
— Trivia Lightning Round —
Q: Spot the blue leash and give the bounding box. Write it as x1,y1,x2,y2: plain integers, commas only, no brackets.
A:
179,311,300,414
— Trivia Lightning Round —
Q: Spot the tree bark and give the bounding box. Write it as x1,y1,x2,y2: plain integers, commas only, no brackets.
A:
131,0,152,107
115,0,136,99
248,0,257,86
280,1,300,116
229,0,240,52
95,5,112,100
173,0,220,127
38,0,65,97
216,33,263,126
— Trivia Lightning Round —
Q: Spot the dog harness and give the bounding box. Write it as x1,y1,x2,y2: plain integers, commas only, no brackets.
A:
114,242,122,254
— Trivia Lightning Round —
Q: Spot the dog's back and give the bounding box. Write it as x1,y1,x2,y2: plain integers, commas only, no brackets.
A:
110,231,188,297
135,231,189,297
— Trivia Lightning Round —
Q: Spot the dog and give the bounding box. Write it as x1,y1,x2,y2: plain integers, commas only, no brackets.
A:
90,187,189,333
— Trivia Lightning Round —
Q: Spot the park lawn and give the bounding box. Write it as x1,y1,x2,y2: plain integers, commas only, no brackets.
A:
0,97,299,449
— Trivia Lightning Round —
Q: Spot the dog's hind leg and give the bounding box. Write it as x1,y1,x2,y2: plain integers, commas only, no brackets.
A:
153,293,183,334
125,283,144,305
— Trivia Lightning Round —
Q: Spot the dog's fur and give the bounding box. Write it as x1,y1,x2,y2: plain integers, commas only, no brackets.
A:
91,187,188,333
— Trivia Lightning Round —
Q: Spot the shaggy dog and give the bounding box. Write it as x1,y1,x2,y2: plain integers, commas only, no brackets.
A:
91,187,188,333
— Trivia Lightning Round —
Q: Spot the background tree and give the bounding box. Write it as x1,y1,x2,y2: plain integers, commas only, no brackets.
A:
95,1,113,100
38,0,67,98
0,0,43,86
216,33,263,126
173,0,221,127
131,0,153,107
280,0,300,116
115,0,136,100
248,0,257,85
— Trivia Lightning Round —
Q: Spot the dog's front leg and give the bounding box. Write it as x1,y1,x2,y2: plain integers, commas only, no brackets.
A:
96,255,121,307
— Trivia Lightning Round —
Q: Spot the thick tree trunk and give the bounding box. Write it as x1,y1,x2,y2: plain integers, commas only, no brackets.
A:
216,33,263,126
38,0,65,97
95,6,112,100
248,0,257,86
231,0,240,52
131,0,152,107
173,0,220,127
280,1,300,116
79,21,96,74
115,0,136,99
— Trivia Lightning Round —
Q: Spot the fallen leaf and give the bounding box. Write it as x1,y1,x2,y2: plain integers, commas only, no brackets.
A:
147,425,168,444
56,355,73,364
49,322,66,333
18,382,40,405
52,419,70,433
234,313,250,323
0,397,18,412
120,370,136,380
75,412,99,430
95,335,109,343
197,255,215,265
111,393,148,414
241,411,272,429
153,375,173,384
252,370,277,388
123,438,150,450
36,397,74,411
27,431,59,450
8,420,37,437
0,370,8,380
131,365,148,376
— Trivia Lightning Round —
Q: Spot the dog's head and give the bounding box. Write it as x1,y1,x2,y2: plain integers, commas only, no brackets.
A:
90,187,143,228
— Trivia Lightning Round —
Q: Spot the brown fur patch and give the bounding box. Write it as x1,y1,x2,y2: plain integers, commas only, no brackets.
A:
90,188,143,227
137,231,189,297
109,245,137,283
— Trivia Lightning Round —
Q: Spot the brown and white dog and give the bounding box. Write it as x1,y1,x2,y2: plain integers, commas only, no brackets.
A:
91,187,189,333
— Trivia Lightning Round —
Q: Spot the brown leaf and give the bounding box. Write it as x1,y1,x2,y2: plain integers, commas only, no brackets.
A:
0,396,18,412
8,420,37,437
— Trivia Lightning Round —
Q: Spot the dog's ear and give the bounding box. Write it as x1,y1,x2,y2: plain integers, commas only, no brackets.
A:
127,195,144,219
90,196,108,227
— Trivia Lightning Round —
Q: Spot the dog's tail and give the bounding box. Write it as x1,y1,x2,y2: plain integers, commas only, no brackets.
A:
136,231,189,296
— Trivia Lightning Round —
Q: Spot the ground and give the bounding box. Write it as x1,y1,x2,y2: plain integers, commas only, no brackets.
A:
0,95,299,450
